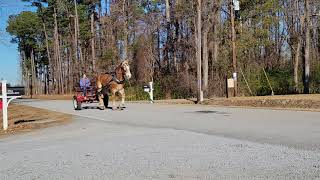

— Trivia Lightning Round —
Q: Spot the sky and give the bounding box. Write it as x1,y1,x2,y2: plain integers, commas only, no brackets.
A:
0,0,35,85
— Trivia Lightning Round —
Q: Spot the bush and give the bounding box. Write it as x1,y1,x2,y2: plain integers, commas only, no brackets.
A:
239,67,294,96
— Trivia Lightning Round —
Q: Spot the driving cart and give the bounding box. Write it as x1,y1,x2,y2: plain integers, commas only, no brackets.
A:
72,86,109,110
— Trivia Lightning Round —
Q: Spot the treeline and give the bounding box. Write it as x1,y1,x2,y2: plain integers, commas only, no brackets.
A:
6,0,320,99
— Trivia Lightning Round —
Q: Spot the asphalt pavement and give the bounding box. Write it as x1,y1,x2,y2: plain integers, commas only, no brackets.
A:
0,100,319,179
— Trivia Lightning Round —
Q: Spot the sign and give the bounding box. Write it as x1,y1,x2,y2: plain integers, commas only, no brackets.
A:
232,72,237,81
233,0,240,11
0,86,25,96
227,78,235,88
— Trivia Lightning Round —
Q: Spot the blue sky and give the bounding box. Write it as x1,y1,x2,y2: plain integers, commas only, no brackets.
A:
0,0,35,85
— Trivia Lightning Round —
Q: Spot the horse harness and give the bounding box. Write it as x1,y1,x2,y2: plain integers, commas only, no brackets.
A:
107,72,126,85
97,72,125,96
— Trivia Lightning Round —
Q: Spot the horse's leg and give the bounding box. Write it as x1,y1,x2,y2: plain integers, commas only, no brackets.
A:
111,90,117,111
119,88,125,110
97,81,104,110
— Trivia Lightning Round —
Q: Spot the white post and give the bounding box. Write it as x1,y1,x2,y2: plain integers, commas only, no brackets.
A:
2,80,8,130
149,81,154,104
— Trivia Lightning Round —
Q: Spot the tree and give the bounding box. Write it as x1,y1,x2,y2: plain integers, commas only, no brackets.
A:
304,0,311,94
196,0,203,102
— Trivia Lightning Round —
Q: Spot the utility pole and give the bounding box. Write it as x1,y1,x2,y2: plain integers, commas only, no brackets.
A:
230,0,237,96
197,0,203,103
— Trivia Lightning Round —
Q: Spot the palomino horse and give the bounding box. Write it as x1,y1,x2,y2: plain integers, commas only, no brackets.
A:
96,60,132,110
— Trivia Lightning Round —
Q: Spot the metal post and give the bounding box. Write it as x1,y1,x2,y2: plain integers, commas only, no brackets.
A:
149,81,154,103
30,74,33,99
2,80,8,130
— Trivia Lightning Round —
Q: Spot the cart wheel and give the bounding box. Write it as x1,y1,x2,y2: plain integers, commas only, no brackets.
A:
103,95,109,108
73,96,82,110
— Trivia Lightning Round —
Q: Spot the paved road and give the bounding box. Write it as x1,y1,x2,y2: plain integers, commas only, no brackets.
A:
0,100,319,179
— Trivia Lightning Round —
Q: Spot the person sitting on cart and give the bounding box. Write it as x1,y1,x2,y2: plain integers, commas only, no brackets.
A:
80,74,91,96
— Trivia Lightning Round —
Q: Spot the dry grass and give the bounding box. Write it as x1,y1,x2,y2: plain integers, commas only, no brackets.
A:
134,94,320,111
0,104,72,137
200,95,320,111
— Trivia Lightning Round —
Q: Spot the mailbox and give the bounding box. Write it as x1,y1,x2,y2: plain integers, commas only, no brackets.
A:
143,85,150,92
0,86,25,96
1,81,25,130
143,82,154,103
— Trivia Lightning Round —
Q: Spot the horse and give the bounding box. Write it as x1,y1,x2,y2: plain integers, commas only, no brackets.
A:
96,60,132,110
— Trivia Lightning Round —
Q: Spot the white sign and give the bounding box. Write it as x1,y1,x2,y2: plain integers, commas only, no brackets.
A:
233,72,238,81
227,78,235,88
233,0,240,11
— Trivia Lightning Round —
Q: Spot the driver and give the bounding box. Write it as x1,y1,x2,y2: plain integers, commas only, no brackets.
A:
80,74,91,96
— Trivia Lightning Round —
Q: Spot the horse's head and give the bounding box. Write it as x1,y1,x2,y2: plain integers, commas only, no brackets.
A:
120,60,132,80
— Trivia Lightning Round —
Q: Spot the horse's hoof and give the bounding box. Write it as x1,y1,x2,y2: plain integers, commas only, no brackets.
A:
112,107,117,111
99,106,105,110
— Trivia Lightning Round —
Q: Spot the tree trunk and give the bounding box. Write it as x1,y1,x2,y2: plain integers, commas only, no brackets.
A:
304,0,310,94
91,12,96,71
173,18,179,72
211,1,220,81
42,22,52,94
202,30,209,92
30,49,36,95
122,0,128,60
196,0,203,102
294,38,301,92
74,0,83,67
54,7,63,94
165,0,171,71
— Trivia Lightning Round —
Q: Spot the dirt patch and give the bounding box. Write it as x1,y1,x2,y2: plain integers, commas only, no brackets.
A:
0,104,72,137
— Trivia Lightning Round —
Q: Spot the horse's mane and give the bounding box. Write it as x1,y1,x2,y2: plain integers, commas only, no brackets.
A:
104,62,123,75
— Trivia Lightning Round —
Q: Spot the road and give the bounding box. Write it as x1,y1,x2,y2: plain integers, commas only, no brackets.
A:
0,100,320,179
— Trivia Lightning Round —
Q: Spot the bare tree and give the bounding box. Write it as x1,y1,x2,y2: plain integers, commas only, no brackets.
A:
304,0,311,93
196,0,203,102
